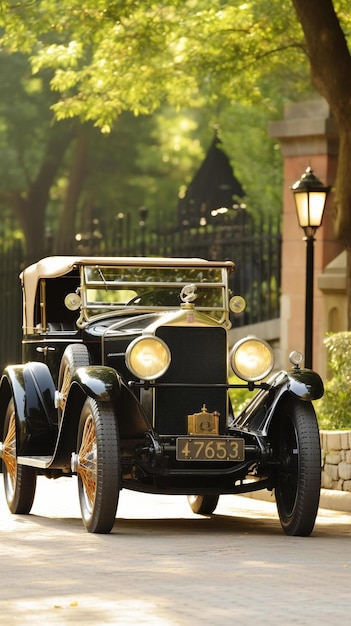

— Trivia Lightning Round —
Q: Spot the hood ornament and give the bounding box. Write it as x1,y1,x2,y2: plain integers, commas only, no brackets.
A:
180,283,197,303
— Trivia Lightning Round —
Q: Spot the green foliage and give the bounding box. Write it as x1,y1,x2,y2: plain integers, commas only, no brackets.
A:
0,0,322,237
0,52,283,254
218,102,284,217
228,374,256,415
0,52,56,191
0,1,315,129
1,0,348,254
315,332,351,429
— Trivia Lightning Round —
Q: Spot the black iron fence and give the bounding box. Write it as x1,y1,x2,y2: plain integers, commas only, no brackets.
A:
0,237,23,372
0,210,281,372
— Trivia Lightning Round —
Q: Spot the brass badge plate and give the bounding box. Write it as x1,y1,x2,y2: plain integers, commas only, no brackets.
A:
187,405,219,435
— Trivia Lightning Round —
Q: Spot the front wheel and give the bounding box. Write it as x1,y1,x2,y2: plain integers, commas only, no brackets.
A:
187,495,220,515
274,400,321,536
2,399,37,514
74,397,120,533
57,344,90,420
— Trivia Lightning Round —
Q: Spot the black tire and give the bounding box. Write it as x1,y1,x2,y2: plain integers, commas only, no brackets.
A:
2,399,37,514
75,397,120,533
57,344,90,419
187,495,220,515
274,400,321,536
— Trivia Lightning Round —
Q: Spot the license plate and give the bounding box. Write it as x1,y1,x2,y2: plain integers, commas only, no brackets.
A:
176,437,245,461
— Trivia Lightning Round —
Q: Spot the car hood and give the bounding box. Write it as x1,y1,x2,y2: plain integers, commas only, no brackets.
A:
85,312,164,338
85,305,222,339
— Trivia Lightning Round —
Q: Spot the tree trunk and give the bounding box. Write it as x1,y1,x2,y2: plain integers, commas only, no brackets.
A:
346,246,351,332
333,127,351,242
11,124,72,264
55,129,89,254
292,0,351,327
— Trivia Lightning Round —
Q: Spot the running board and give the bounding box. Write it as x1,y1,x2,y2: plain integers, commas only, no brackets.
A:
17,455,53,469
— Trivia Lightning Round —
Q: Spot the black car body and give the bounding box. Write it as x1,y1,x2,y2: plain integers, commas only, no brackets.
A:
0,256,324,534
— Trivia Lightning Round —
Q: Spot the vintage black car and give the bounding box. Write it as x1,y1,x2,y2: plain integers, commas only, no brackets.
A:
0,256,323,535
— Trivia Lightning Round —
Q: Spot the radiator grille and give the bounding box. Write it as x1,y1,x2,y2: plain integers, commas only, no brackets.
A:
155,326,227,434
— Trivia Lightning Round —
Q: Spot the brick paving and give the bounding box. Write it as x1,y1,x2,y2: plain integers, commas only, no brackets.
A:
0,477,350,625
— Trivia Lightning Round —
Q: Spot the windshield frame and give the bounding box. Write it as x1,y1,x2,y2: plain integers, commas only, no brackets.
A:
77,263,232,326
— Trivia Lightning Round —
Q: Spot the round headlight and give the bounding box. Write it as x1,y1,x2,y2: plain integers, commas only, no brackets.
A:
125,335,171,380
230,336,274,382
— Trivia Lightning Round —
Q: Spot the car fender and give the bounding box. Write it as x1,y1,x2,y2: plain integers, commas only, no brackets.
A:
49,366,123,467
236,369,323,435
50,366,152,468
0,362,57,455
67,366,151,438
283,368,324,401
0,366,27,451
68,364,124,402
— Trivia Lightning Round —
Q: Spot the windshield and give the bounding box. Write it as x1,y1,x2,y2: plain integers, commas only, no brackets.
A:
78,264,229,324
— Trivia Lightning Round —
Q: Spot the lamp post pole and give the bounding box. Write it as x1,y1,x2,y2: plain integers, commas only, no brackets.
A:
304,234,315,369
291,167,329,370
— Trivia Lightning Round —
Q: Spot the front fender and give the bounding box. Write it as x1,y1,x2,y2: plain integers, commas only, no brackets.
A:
284,368,324,401
235,368,323,434
70,365,122,401
65,365,152,438
0,362,57,455
49,366,123,468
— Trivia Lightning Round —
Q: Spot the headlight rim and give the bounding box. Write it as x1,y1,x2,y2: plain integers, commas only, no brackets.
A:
230,335,274,382
125,334,171,381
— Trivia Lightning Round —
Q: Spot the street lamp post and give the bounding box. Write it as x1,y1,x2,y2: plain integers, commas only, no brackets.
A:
291,167,330,369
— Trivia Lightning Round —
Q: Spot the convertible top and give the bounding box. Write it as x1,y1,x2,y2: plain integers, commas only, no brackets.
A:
20,256,235,333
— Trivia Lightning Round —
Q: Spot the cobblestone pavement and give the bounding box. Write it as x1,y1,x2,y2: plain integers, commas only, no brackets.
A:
0,477,351,625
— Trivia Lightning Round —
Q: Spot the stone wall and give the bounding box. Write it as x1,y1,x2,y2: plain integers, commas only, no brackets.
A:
321,430,351,491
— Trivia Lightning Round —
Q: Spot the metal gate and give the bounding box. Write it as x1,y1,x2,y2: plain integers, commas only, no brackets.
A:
0,210,281,372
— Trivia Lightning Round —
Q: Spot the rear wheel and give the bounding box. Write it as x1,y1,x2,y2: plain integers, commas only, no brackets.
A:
74,397,120,533
274,400,321,536
187,495,220,515
2,399,36,514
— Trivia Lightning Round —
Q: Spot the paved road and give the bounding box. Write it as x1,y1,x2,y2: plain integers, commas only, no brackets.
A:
0,477,351,625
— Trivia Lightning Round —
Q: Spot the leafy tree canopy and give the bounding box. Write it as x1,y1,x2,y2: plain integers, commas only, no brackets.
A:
0,0,335,130
1,0,299,258
1,0,351,273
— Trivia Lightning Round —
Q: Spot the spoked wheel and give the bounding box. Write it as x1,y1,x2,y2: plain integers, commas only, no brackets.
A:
57,344,90,419
187,495,220,515
2,399,36,514
274,400,321,536
73,397,120,533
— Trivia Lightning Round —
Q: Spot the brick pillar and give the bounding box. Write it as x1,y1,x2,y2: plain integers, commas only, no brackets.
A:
269,98,343,374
